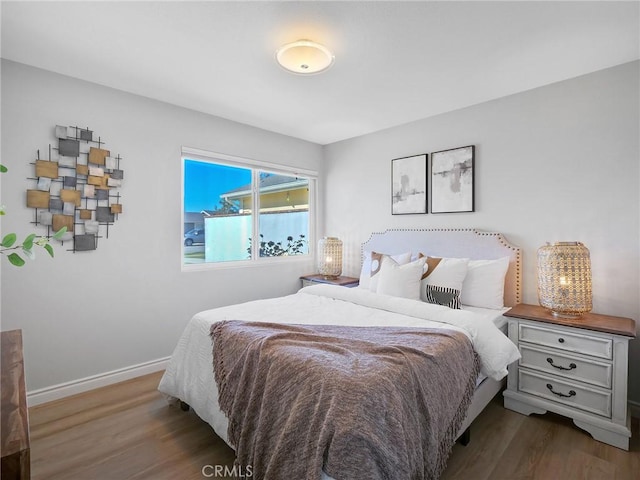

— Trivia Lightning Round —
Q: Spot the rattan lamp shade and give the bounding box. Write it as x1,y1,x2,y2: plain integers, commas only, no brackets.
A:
537,242,592,317
317,237,343,278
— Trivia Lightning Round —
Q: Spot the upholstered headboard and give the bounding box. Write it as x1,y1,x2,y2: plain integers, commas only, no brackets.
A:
361,229,522,307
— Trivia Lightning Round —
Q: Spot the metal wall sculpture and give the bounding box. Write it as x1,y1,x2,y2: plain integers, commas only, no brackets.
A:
27,125,124,252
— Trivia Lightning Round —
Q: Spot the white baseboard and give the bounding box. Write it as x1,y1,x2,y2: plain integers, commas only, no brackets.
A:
630,400,640,420
27,356,170,407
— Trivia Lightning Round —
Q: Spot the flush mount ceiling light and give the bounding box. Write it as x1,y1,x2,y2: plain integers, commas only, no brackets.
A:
275,40,335,75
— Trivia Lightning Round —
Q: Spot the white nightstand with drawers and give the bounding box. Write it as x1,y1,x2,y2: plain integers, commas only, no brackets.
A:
503,303,636,450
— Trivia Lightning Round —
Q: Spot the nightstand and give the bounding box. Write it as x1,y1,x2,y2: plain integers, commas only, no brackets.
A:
300,274,359,288
503,303,636,450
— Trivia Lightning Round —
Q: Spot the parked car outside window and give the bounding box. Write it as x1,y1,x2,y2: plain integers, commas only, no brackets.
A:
184,228,205,246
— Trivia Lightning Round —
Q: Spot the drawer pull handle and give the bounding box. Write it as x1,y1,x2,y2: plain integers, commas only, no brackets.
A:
546,383,576,398
558,338,565,343
546,358,577,371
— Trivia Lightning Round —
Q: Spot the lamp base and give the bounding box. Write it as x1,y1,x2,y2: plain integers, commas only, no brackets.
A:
551,311,584,319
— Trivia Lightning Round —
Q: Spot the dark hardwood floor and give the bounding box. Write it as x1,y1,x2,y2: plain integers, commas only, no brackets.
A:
28,371,639,479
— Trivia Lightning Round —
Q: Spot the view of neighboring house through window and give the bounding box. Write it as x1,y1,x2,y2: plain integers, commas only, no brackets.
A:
182,150,314,267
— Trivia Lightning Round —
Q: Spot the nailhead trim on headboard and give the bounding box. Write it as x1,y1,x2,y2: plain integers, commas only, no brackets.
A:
361,228,522,306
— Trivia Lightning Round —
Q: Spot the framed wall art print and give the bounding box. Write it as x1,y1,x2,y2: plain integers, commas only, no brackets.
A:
431,145,474,213
391,154,427,215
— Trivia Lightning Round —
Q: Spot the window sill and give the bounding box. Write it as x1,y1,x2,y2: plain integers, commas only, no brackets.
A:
181,254,313,272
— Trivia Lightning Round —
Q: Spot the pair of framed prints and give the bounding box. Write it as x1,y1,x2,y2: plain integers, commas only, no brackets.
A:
391,145,474,215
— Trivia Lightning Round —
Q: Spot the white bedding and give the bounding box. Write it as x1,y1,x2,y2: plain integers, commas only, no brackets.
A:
158,284,519,454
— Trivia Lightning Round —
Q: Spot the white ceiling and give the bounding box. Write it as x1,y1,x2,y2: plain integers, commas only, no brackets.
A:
2,1,638,145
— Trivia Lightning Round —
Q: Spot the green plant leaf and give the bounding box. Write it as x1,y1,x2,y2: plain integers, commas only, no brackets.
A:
8,253,25,266
23,233,37,251
53,226,67,240
1,233,17,248
44,244,54,258
0,164,7,173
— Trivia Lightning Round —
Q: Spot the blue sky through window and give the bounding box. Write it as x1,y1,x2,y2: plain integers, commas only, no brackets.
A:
184,159,251,212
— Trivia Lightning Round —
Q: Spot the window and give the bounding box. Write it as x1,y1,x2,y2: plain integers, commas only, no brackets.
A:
182,148,316,268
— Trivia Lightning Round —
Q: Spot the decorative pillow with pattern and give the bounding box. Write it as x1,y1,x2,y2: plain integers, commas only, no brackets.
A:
359,251,412,290
420,256,469,309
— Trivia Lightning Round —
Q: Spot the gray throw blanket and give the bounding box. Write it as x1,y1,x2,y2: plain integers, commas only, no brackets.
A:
211,321,480,480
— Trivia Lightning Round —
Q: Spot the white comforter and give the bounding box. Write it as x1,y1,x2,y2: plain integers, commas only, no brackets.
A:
158,284,520,449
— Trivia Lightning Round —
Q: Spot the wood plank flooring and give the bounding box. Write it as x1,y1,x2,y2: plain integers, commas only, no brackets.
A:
28,371,639,479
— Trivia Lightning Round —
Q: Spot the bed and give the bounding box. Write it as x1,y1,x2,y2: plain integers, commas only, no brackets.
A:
159,228,522,479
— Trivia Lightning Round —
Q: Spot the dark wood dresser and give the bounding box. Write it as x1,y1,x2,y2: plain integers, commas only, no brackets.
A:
1,330,31,479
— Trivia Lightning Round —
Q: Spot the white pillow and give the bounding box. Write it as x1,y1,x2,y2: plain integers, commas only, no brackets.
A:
420,256,469,309
460,257,510,309
376,256,426,300
359,251,412,290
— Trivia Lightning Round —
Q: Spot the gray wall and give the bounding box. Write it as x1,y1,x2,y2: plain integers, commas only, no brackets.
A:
323,61,640,403
2,59,639,407
1,60,323,391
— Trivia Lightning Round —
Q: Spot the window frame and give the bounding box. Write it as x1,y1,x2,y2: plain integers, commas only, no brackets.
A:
181,146,318,271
